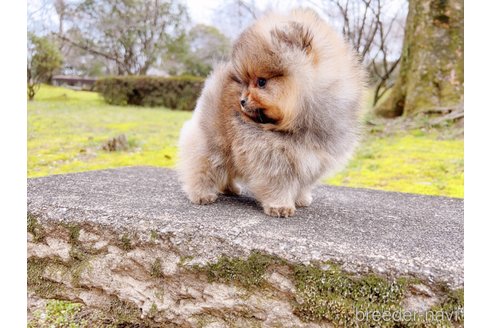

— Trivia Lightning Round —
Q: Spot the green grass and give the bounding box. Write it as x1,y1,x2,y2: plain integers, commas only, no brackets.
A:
28,85,463,198
326,131,464,198
28,300,86,328
28,85,191,177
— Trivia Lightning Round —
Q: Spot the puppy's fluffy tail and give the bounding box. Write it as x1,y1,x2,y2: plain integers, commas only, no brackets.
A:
177,116,201,188
177,64,228,198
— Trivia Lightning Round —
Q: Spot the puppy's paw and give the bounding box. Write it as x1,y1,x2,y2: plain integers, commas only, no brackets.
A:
295,192,313,207
189,193,218,205
263,205,296,218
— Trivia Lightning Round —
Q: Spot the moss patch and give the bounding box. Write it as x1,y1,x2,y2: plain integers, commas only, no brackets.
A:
68,252,90,288
27,257,68,299
428,287,464,326
62,225,94,287
28,222,92,290
178,255,194,267
28,297,174,328
66,224,81,244
150,258,164,278
27,213,46,243
28,300,86,328
292,264,408,326
104,297,175,327
148,302,159,318
150,229,158,241
119,233,134,251
107,297,142,324
198,252,464,327
200,251,278,289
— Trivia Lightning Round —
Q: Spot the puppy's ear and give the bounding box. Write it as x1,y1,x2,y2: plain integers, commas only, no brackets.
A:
271,21,313,53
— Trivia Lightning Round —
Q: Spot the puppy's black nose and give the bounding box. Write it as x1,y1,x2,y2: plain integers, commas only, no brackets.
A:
240,99,246,106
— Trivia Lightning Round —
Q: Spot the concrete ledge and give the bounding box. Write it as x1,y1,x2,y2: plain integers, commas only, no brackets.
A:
27,166,463,326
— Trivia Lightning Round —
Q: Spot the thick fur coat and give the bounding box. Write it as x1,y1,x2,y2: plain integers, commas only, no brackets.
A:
178,9,365,217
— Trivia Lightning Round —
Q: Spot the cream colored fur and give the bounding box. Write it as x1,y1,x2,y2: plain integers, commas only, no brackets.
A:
177,9,365,217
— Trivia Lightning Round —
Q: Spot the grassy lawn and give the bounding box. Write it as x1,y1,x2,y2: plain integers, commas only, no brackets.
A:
28,85,463,198
326,131,463,197
28,85,191,177
28,300,85,328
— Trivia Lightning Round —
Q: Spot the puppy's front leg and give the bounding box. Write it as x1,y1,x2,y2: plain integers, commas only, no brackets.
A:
181,158,219,205
185,177,218,205
295,186,313,207
250,182,298,218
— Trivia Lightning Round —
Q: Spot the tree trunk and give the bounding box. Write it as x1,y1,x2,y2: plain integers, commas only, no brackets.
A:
375,0,463,117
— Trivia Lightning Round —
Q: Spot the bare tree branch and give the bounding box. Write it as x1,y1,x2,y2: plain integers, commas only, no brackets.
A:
54,0,189,75
316,0,406,107
238,0,257,19
53,32,124,67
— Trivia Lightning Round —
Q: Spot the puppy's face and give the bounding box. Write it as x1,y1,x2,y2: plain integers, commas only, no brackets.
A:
231,22,314,131
233,66,292,127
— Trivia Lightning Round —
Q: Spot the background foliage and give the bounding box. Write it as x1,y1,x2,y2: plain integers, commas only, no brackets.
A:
27,32,63,100
95,75,204,110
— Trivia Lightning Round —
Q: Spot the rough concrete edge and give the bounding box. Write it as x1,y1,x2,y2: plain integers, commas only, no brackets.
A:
28,204,466,326
27,212,465,327
26,201,463,290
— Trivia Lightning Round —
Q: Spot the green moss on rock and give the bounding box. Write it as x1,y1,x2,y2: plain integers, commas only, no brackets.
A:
108,297,142,324
150,229,158,241
293,264,408,326
178,255,194,267
201,251,277,289
27,213,46,243
28,300,86,328
150,258,163,278
106,297,173,327
65,224,81,244
27,257,68,299
148,302,158,318
198,252,464,327
119,233,134,251
429,288,464,326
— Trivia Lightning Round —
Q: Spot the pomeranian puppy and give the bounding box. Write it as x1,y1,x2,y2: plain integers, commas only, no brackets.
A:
178,8,364,217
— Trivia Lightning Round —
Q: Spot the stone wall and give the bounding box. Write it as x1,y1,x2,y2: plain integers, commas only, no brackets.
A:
27,167,464,327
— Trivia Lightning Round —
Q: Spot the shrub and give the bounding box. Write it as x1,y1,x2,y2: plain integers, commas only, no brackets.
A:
95,75,204,111
27,32,63,100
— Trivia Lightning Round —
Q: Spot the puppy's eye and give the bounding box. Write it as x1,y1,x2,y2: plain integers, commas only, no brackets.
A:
257,77,267,88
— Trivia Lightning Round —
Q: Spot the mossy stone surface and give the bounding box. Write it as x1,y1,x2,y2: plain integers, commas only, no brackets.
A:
199,252,464,327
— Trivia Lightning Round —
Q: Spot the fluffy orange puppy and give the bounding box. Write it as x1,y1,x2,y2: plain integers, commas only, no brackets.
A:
178,8,365,217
